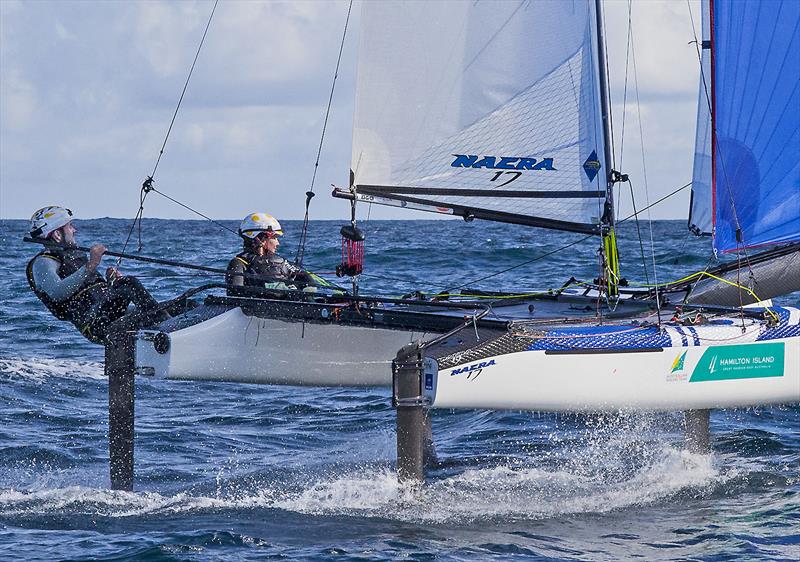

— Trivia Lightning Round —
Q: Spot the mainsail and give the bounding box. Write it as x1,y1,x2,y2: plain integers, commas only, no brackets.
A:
692,0,800,253
344,0,611,235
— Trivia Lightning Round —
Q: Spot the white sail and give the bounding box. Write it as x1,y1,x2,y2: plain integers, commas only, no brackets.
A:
350,0,609,234
688,0,713,236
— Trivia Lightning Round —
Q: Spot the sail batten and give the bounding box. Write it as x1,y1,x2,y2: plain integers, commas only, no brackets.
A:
351,0,609,232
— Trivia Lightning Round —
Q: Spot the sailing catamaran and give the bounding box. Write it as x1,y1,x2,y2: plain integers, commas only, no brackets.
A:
134,0,799,399
365,0,799,413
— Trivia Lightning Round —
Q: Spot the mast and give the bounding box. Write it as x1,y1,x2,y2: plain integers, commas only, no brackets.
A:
708,0,717,239
594,0,620,296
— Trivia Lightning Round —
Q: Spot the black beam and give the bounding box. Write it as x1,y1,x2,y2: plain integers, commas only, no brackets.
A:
393,343,427,486
106,320,136,491
358,184,605,199
353,189,602,235
684,409,711,454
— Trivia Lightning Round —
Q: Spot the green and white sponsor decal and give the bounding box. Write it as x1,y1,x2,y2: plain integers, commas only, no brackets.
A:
690,342,785,382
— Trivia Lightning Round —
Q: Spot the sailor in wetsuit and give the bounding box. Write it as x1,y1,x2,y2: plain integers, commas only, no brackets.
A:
26,206,163,344
225,212,312,295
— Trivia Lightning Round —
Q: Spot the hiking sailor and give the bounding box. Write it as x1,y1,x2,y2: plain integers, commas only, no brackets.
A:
226,212,312,295
26,206,164,344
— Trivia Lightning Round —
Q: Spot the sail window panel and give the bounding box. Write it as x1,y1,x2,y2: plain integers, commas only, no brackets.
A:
352,0,607,229
712,0,800,253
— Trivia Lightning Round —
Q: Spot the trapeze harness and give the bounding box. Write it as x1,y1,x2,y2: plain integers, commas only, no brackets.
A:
26,248,109,342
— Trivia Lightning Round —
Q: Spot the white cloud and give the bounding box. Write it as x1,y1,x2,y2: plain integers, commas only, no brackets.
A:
608,0,700,96
0,69,38,132
134,1,206,78
54,20,76,40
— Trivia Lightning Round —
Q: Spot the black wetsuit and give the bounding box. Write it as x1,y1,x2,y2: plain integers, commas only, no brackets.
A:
27,247,161,344
225,251,308,295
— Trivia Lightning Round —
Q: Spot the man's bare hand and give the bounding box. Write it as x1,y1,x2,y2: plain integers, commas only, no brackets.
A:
87,244,107,271
106,267,121,283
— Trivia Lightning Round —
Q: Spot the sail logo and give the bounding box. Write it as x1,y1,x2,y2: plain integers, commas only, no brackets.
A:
671,351,687,373
450,359,496,381
451,154,556,171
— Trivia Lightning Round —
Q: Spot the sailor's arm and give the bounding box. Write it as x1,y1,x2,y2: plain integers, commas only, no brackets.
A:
285,261,313,285
284,260,302,277
31,245,105,301
226,257,246,287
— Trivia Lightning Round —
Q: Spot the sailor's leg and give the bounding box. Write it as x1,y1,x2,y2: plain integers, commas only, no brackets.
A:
88,277,167,339
684,409,711,454
107,276,159,310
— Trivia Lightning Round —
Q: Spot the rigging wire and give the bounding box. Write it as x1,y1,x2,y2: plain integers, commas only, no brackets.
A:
685,0,756,321
618,0,650,285
687,1,713,138
118,0,220,265
438,182,692,294
295,0,354,267
149,187,238,235
628,18,663,322
682,1,720,307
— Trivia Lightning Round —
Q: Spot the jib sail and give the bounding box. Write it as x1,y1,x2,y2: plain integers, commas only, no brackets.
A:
707,0,800,253
689,0,713,237
343,0,611,235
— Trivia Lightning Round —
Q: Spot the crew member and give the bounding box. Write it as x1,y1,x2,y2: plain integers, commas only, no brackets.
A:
226,212,312,295
26,206,163,344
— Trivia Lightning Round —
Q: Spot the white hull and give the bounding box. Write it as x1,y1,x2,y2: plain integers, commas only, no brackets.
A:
136,307,427,386
426,336,800,412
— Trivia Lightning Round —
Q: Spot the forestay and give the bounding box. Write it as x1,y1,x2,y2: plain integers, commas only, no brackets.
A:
350,0,609,234
710,0,800,253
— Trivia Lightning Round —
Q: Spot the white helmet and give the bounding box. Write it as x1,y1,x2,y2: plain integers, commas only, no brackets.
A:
29,206,74,238
239,212,283,239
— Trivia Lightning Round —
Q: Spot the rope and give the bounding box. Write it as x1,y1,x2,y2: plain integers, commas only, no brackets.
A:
295,0,354,267
628,182,649,284
118,0,219,265
620,182,692,223
149,187,238,236
436,182,692,294
616,1,649,285
687,1,713,134
686,0,754,288
625,19,664,325
685,0,757,327
439,236,591,294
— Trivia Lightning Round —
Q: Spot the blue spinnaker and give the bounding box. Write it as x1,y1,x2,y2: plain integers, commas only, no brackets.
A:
712,0,800,253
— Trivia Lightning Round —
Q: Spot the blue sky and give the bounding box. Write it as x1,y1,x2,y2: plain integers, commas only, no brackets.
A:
1,0,702,222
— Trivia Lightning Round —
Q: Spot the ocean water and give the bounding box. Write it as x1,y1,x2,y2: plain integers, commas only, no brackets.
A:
1,218,798,561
